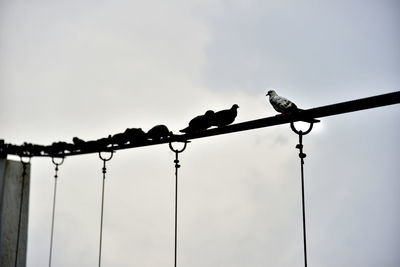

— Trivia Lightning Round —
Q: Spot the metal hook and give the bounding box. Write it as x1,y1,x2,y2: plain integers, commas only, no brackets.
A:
169,141,188,154
52,157,64,166
290,121,314,136
99,151,114,162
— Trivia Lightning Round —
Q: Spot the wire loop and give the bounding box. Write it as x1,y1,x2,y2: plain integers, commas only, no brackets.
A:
290,121,314,135
169,141,188,154
52,157,64,166
99,151,114,161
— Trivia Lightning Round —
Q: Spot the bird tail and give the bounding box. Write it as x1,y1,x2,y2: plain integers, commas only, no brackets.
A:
179,127,189,133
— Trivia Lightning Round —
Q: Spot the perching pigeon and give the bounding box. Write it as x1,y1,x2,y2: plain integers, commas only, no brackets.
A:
124,128,146,144
48,141,74,154
147,125,172,141
180,110,215,133
73,137,85,145
266,90,299,114
96,135,112,149
211,104,239,127
266,90,320,123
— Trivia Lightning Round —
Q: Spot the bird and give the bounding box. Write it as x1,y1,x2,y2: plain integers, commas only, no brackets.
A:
211,104,239,127
147,125,172,141
73,137,85,146
124,128,146,144
180,110,215,133
111,132,129,146
266,90,299,114
266,89,320,123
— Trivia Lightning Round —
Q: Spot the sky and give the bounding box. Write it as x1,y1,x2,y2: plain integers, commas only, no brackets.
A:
1,0,399,266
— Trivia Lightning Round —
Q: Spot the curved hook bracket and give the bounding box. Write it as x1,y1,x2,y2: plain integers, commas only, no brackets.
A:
99,151,114,162
290,121,314,164
169,141,188,154
169,141,188,170
290,121,314,136
52,157,65,166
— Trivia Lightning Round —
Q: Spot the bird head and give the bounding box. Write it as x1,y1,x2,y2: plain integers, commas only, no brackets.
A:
204,110,215,116
266,90,276,96
232,104,239,110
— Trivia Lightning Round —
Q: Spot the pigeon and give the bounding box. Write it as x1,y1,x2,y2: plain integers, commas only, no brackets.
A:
180,110,215,133
211,104,239,127
72,137,97,152
73,137,86,146
49,141,74,154
266,90,299,114
266,89,320,123
124,128,146,144
94,136,112,150
111,132,128,146
147,125,172,141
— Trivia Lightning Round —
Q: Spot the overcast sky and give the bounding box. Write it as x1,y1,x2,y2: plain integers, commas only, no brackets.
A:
1,0,399,266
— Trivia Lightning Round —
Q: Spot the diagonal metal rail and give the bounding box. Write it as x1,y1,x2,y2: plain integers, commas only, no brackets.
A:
174,90,400,141
2,91,399,157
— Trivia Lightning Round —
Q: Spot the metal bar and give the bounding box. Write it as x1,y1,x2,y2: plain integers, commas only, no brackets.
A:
3,91,400,157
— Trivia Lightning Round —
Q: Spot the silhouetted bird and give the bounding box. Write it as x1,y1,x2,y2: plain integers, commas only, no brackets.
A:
73,137,85,146
124,128,146,144
211,104,239,127
96,135,112,149
147,125,172,141
23,142,46,156
72,137,95,152
111,132,128,146
180,110,215,133
266,90,299,114
49,141,74,154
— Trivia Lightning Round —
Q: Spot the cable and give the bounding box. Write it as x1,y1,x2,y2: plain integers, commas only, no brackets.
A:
98,151,113,267
290,122,314,267
49,157,64,267
169,142,188,267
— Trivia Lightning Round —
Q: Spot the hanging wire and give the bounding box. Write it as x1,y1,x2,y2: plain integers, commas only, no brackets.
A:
168,141,188,267
48,157,64,267
15,156,31,267
290,122,314,267
98,151,114,267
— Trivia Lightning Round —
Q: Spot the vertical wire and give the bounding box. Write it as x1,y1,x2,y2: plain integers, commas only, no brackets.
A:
299,141,308,267
15,162,27,267
291,122,313,267
48,165,59,267
298,133,307,267
169,142,187,267
174,152,179,267
98,159,106,267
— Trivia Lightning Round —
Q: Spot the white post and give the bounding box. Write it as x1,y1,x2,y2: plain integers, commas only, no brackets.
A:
0,158,30,267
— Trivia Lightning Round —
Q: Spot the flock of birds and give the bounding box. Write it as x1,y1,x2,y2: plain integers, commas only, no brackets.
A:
1,90,301,157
